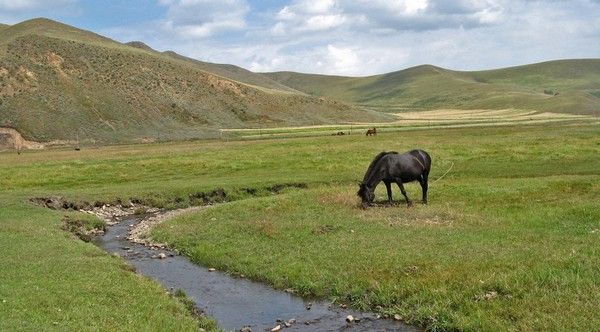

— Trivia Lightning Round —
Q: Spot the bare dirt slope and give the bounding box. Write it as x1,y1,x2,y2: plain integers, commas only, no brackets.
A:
0,127,43,150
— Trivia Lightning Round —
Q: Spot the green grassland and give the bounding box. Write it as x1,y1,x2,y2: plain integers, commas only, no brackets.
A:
0,199,217,330
265,59,600,115
1,16,599,332
1,122,598,330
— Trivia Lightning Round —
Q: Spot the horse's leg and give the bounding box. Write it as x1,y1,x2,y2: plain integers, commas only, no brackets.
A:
420,174,428,204
396,181,412,207
384,180,393,204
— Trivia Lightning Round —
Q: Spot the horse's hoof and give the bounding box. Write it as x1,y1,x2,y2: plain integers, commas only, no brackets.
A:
407,201,414,208
422,200,428,205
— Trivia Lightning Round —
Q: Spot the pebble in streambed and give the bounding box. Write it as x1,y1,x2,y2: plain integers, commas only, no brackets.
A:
93,215,420,332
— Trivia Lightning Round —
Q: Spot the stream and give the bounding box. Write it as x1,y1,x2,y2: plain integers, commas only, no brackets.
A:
93,215,418,331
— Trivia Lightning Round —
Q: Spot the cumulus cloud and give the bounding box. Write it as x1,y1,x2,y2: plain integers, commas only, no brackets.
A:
0,0,77,24
273,0,348,35
253,0,598,74
96,0,600,76
270,0,507,39
0,0,74,11
159,0,249,38
325,45,361,75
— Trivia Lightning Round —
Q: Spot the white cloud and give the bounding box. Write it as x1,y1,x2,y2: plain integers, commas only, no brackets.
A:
270,21,286,36
159,0,249,38
339,0,507,31
365,0,430,16
0,0,77,25
249,56,284,73
0,0,74,11
304,0,336,14
281,0,336,15
268,0,508,43
301,14,346,32
272,0,349,35
404,0,429,15
98,0,600,76
474,6,503,24
326,45,361,75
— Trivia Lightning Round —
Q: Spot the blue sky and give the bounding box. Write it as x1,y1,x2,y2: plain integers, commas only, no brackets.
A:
1,0,599,75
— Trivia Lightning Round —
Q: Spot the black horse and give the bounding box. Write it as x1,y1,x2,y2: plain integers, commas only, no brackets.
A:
357,149,431,207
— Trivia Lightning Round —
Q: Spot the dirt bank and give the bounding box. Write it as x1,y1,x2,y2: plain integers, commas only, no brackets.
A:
77,202,202,248
126,206,204,247
0,127,44,151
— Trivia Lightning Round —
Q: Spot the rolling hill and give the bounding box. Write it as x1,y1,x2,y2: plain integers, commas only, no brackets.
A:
0,18,390,144
265,60,600,115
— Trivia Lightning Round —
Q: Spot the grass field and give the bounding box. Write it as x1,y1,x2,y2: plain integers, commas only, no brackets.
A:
223,108,598,139
1,122,599,331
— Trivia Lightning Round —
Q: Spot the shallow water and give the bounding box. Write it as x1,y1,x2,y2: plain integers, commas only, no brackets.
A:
93,215,418,331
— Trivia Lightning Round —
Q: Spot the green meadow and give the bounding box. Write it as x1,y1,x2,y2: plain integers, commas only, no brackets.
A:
1,122,599,331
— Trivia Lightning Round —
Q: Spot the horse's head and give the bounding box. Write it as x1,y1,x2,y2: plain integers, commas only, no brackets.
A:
357,182,375,206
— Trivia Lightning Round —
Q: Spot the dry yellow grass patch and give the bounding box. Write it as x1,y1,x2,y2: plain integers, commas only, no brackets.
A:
223,109,597,139
315,186,460,228
354,203,460,228
393,108,590,123
316,187,358,208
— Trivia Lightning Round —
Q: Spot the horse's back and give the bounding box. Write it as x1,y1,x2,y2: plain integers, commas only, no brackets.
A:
408,149,431,170
385,149,431,180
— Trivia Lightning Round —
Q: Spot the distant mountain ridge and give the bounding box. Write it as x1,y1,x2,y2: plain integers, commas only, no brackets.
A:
265,59,600,115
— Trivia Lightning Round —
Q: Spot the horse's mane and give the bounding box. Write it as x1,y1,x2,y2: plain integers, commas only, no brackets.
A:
362,151,398,183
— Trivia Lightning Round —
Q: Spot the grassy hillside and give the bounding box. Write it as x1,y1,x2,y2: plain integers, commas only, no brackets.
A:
0,18,390,144
126,41,298,93
0,18,119,50
163,50,299,93
266,60,600,115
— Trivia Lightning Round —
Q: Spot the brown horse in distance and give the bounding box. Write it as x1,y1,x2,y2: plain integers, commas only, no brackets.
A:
366,127,377,136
